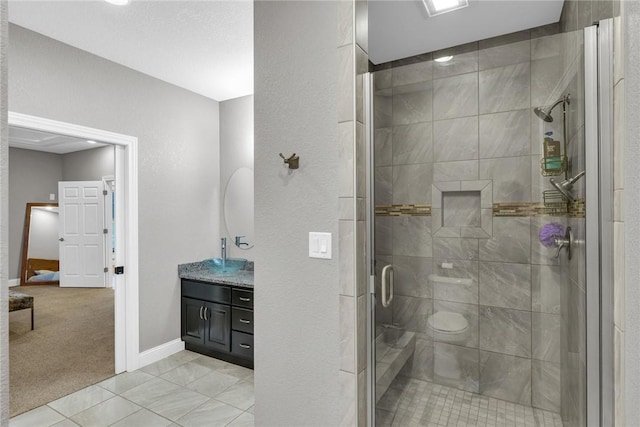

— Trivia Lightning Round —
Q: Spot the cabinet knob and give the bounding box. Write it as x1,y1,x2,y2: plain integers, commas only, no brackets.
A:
239,297,251,302
239,343,251,349
239,319,251,324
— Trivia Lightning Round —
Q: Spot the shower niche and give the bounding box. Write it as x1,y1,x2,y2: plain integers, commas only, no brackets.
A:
432,180,493,238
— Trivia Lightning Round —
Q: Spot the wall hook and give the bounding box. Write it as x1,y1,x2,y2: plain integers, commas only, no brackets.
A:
279,153,299,169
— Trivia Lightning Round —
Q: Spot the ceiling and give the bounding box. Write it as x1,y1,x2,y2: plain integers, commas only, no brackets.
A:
10,126,108,154
8,1,562,101
369,0,564,64
8,0,253,102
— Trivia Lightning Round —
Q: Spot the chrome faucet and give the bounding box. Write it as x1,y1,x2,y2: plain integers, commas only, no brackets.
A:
235,236,249,248
221,238,227,268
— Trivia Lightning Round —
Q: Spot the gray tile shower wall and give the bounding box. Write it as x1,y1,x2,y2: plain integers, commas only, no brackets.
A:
372,29,581,414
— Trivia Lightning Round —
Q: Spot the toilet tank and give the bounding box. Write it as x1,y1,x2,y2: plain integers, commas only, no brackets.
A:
429,274,474,305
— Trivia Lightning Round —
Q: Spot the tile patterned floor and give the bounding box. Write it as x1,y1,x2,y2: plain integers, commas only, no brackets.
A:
11,350,565,427
10,351,254,427
377,375,564,427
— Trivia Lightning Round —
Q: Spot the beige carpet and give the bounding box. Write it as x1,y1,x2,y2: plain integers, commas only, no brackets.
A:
9,285,115,417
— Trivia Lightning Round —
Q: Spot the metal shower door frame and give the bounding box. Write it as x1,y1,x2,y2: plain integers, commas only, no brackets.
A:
585,19,615,427
364,71,376,427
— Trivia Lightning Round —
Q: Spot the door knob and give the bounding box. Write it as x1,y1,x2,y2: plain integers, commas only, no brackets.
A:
58,237,64,242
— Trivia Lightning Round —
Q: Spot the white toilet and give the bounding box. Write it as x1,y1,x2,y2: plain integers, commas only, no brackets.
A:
427,310,469,344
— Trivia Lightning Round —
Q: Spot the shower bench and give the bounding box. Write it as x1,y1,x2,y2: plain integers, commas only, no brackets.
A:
8,290,34,330
376,328,416,403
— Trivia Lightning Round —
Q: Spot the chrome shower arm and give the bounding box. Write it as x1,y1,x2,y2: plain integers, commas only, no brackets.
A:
548,94,571,113
567,170,585,184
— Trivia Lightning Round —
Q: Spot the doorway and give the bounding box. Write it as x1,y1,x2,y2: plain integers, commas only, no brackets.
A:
8,112,140,377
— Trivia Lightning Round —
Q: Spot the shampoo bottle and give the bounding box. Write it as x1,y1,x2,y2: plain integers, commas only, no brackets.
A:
543,131,562,171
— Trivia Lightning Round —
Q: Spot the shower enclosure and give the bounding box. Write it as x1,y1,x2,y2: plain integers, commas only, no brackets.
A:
366,20,614,427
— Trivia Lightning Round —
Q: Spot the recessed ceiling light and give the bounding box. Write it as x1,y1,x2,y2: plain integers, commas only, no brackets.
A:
434,55,454,63
87,140,97,144
105,0,130,5
422,0,468,17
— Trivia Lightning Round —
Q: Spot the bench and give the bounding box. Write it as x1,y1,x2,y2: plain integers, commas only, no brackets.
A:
9,290,34,330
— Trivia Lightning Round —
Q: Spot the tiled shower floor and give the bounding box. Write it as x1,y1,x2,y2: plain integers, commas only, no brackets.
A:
377,376,563,427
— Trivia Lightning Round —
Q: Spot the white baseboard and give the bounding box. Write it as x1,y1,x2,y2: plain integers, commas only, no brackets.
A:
9,279,19,287
137,338,185,369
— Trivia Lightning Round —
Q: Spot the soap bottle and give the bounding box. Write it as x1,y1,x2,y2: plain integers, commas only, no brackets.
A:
543,131,562,172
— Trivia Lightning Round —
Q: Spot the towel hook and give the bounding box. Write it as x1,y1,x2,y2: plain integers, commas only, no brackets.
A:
279,153,299,169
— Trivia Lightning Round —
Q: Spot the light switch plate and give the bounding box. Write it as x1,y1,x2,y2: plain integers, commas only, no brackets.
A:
309,232,332,259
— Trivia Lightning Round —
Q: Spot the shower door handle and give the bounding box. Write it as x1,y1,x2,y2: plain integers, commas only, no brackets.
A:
381,264,394,308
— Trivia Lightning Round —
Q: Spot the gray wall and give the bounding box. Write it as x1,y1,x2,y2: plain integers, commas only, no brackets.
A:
8,147,62,279
254,1,340,424
559,0,620,32
612,14,625,426
1,3,9,423
9,24,220,352
62,145,114,181
219,95,254,260
624,1,640,425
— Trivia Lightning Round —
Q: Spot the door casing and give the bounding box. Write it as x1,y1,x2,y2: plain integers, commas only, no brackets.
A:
8,112,140,374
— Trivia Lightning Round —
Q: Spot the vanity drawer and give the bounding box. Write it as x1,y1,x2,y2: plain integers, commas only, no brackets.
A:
182,280,230,304
232,307,254,334
232,288,254,309
232,331,254,359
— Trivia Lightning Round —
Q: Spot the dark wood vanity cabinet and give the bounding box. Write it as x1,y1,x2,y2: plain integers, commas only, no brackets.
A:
181,279,253,368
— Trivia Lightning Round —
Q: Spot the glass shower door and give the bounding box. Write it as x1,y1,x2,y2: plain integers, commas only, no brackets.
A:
366,21,612,426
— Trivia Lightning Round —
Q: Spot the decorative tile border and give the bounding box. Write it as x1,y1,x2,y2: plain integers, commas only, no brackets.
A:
567,199,586,218
375,204,431,216
493,199,586,218
493,202,566,217
375,199,586,219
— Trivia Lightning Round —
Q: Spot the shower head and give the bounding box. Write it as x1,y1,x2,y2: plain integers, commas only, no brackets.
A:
534,106,554,122
534,94,571,123
550,170,585,202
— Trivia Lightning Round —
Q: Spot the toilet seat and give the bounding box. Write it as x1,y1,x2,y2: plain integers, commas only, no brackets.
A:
427,311,468,334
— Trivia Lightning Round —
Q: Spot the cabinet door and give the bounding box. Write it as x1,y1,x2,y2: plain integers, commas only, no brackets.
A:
203,302,231,352
182,297,204,345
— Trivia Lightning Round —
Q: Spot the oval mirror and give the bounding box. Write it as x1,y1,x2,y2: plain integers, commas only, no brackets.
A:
224,167,254,249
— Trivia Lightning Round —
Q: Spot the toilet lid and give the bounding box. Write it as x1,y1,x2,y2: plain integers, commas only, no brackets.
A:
428,311,468,333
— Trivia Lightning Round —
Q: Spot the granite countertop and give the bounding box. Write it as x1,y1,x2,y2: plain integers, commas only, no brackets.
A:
178,260,254,289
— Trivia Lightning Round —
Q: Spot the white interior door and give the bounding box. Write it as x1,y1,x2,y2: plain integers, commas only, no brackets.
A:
103,177,116,289
58,181,106,287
